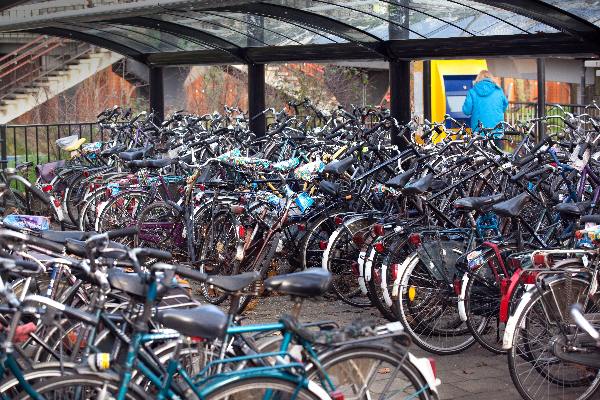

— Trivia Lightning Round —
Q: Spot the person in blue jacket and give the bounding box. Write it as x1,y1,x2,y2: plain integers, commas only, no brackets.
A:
462,70,508,133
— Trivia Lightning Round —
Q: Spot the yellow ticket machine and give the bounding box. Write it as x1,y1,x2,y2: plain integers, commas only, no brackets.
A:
430,59,488,129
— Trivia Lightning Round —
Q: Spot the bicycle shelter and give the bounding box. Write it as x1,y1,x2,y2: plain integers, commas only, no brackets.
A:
0,0,599,145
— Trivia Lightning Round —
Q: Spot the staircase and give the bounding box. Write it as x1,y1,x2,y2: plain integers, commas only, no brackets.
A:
0,35,123,123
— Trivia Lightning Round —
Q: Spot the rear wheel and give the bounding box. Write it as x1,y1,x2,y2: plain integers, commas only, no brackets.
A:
205,377,322,400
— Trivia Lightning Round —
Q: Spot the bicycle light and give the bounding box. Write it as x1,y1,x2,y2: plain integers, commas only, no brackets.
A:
334,215,343,225
41,184,53,192
374,241,385,253
319,240,328,250
408,233,421,247
330,390,345,400
532,252,551,267
237,225,246,238
373,223,385,237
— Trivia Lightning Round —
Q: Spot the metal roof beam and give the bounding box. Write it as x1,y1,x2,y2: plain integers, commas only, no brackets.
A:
110,16,248,62
471,0,600,41
145,32,599,66
29,27,146,63
204,2,388,57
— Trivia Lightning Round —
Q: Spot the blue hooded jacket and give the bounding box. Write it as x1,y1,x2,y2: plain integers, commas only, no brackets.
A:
462,78,508,132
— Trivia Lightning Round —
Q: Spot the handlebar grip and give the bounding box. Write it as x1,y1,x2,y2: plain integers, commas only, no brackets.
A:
137,248,172,261
324,122,348,140
174,264,208,282
421,129,433,141
106,226,138,240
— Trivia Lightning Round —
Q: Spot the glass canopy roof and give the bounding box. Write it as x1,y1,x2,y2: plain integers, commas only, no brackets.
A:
7,0,599,61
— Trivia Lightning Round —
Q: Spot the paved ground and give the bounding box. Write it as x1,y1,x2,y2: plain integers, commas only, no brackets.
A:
244,296,522,400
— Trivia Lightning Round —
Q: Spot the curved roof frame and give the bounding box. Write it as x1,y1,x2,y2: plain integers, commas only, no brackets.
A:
472,0,600,40
12,0,600,65
111,16,247,62
204,2,388,56
29,27,146,62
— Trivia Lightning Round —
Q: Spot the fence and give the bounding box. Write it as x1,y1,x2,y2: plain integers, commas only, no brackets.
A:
0,122,103,170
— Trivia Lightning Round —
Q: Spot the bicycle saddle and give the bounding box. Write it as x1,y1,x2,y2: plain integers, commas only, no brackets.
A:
385,168,416,188
323,156,354,176
40,230,96,244
101,144,126,157
453,193,505,212
403,174,434,195
156,305,228,339
118,147,150,161
65,238,128,258
107,269,173,300
264,268,331,298
554,201,591,217
491,192,530,217
580,215,600,225
319,180,340,196
205,271,260,293
127,158,174,169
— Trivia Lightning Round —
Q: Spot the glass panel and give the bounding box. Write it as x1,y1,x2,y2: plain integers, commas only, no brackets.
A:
157,11,262,47
539,0,600,26
56,23,160,53
108,24,210,51
263,0,385,41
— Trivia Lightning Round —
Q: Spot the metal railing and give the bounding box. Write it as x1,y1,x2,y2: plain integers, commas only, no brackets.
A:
505,102,600,126
0,36,94,103
0,122,104,170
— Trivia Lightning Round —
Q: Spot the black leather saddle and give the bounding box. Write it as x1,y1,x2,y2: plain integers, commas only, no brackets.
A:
118,147,150,161
453,194,505,212
157,305,228,339
555,201,591,217
319,180,341,196
205,271,260,293
264,268,331,298
403,174,434,195
127,158,174,170
65,238,128,258
107,269,172,300
492,192,530,217
323,156,354,176
41,230,97,244
101,144,126,157
581,215,600,225
385,168,416,188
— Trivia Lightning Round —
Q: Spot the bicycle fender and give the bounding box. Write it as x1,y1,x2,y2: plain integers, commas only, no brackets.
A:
408,352,441,396
457,273,470,322
391,252,419,300
502,288,535,350
499,269,523,323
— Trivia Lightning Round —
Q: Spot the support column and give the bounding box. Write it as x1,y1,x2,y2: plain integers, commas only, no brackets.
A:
389,60,411,147
423,60,431,122
149,66,164,124
248,63,266,137
536,58,546,140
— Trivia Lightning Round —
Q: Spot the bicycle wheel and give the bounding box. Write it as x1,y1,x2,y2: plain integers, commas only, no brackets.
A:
309,345,435,400
136,201,185,257
508,274,600,400
323,219,373,307
197,210,238,304
204,376,322,400
396,253,477,355
464,265,507,354
16,373,146,400
96,189,151,234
